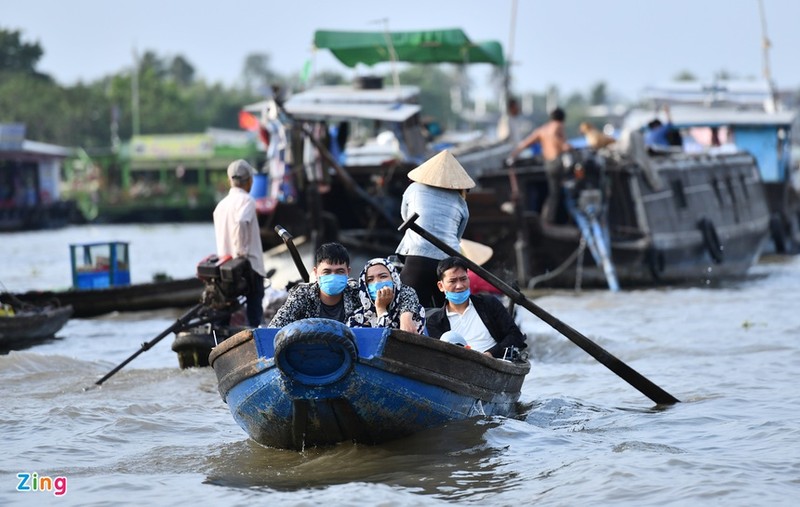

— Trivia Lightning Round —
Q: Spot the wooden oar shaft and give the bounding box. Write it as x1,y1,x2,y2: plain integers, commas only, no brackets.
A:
95,303,207,386
398,213,679,405
275,225,310,283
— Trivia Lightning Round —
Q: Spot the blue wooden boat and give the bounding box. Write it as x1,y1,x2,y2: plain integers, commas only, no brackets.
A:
209,318,530,450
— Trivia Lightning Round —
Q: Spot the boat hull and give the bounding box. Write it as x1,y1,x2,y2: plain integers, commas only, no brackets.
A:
210,319,530,450
11,278,203,318
469,150,770,287
0,305,73,351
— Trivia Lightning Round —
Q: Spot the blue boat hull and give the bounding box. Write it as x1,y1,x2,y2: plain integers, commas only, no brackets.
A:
210,319,530,450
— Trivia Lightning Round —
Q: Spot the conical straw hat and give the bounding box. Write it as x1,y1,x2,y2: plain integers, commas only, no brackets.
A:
407,150,475,190
460,238,493,266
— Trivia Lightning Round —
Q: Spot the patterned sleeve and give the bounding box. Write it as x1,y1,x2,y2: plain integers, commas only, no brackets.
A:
396,285,426,334
268,283,311,328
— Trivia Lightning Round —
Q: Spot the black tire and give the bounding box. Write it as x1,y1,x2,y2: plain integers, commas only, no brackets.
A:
171,331,216,369
274,318,358,386
698,218,724,264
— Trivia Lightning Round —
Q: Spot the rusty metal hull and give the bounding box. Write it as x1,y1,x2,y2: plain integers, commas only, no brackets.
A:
210,320,530,450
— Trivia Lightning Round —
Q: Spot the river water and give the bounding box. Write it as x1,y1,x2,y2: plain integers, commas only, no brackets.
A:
1,224,798,506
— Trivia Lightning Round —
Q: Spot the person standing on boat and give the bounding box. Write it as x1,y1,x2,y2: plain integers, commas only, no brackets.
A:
505,107,572,221
506,106,571,164
347,257,426,334
497,97,526,146
426,256,527,358
268,242,361,327
213,159,266,327
395,150,474,309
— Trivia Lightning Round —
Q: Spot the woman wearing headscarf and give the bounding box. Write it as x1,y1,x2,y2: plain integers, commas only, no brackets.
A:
395,150,475,308
347,257,426,334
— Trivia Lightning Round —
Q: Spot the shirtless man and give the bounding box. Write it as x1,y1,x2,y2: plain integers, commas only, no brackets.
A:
506,107,571,164
505,107,572,221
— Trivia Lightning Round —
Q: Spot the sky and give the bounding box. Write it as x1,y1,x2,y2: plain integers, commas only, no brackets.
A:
4,0,800,102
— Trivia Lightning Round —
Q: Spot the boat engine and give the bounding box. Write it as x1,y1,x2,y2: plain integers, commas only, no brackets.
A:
195,255,252,312
170,255,253,370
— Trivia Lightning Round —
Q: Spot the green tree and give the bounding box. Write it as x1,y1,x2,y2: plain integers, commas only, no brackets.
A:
399,64,462,129
242,53,282,94
0,28,44,74
0,73,64,141
314,70,346,86
673,70,697,81
168,55,195,87
589,81,608,106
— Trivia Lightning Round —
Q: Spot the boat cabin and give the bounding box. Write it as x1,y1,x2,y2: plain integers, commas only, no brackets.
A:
70,241,131,289
624,106,798,252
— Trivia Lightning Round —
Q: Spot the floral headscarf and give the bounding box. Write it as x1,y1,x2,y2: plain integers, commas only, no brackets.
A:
346,257,426,334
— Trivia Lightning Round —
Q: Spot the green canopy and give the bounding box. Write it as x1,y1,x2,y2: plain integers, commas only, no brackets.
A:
313,28,505,68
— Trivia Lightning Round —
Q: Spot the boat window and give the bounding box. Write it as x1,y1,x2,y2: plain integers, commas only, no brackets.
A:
711,178,724,207
670,179,687,209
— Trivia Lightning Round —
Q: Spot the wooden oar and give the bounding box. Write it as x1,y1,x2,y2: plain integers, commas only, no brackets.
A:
275,225,310,283
398,213,680,405
94,303,212,386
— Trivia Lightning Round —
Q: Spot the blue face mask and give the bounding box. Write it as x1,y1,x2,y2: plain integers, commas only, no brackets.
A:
318,274,348,296
445,288,471,305
367,280,394,300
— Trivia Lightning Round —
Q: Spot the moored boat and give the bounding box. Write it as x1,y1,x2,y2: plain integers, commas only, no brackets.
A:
11,277,204,319
468,135,771,288
209,318,530,450
9,241,204,318
626,102,798,254
242,28,513,252
0,299,73,352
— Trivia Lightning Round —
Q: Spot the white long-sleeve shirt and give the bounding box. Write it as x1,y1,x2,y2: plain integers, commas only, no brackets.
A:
213,187,266,277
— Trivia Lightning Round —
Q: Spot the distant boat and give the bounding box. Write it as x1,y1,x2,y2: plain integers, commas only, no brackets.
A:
0,297,73,352
629,93,798,254
210,319,530,450
9,241,203,318
242,28,514,252
468,131,772,288
12,278,203,319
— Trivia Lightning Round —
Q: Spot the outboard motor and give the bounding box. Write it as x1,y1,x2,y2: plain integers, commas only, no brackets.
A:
196,254,252,311
172,255,254,369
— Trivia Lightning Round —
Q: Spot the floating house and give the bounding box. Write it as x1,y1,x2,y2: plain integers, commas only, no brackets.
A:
0,123,78,231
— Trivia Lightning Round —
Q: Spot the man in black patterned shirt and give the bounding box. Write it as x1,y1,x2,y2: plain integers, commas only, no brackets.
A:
269,243,360,327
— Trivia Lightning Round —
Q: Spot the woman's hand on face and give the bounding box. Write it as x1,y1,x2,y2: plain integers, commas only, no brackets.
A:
375,286,394,315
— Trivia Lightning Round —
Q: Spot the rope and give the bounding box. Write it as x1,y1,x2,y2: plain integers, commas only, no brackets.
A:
526,238,588,290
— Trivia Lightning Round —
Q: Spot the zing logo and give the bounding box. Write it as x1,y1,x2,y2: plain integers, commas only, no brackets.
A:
16,472,67,496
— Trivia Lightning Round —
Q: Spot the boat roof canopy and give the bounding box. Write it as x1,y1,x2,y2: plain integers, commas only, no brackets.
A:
625,106,796,130
314,28,505,67
245,85,423,122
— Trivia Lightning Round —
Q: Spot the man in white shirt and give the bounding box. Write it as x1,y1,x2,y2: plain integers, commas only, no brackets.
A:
425,256,527,358
213,159,266,327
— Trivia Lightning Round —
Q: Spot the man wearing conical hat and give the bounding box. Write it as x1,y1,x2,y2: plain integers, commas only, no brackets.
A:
395,150,475,308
